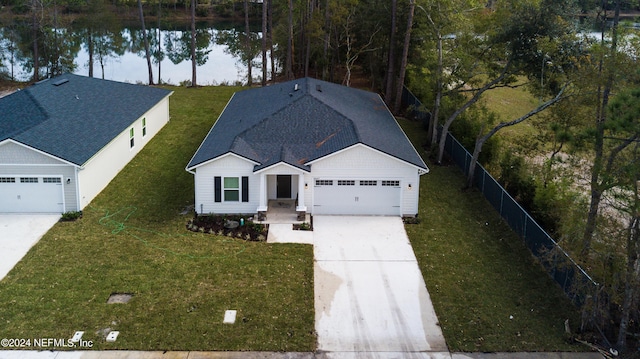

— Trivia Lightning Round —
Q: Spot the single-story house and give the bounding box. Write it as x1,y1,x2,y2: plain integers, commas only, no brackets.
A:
0,74,173,213
186,77,428,218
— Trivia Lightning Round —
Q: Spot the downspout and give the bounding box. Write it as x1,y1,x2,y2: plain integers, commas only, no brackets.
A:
75,166,81,211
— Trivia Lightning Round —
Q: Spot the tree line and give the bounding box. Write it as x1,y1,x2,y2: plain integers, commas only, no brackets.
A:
2,0,640,354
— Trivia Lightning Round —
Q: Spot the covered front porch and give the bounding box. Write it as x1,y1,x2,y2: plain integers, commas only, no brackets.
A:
259,199,311,224
255,164,309,223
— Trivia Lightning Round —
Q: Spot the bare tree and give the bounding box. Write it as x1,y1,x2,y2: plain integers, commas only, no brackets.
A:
341,7,379,87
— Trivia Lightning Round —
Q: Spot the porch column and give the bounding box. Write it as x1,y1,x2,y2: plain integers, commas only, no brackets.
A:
296,174,307,212
257,173,268,212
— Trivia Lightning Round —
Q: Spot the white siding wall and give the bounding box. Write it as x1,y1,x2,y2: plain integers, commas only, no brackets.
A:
0,141,79,212
309,145,421,216
193,154,259,214
77,97,170,209
191,145,423,216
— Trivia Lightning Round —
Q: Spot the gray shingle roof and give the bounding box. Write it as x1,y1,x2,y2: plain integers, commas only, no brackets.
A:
0,74,172,166
187,78,428,172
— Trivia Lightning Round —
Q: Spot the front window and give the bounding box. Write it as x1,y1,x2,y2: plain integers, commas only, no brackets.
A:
129,128,135,148
224,177,239,201
337,180,355,186
142,118,147,137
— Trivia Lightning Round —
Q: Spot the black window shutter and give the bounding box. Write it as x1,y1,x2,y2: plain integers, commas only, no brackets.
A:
241,176,249,202
214,177,222,202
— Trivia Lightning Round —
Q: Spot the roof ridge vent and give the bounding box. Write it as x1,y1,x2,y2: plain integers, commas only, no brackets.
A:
53,78,69,87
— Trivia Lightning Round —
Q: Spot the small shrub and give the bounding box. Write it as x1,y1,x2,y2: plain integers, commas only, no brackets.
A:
299,222,311,230
187,214,267,241
60,211,82,222
403,217,420,224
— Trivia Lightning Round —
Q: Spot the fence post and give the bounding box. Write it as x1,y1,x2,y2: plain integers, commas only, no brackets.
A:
500,189,504,216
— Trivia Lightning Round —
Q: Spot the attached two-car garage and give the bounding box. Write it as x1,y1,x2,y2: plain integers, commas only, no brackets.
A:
0,176,64,213
313,178,402,216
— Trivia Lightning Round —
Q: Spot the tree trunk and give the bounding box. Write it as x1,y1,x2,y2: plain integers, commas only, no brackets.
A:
245,0,252,86
261,0,267,86
437,62,512,164
465,86,566,188
52,0,59,77
138,0,154,85
384,0,397,106
190,0,196,86
322,0,330,80
582,0,620,257
286,0,294,80
617,210,640,351
157,0,162,84
88,28,94,78
31,0,39,82
430,30,443,147
304,0,312,78
269,0,275,82
393,0,415,114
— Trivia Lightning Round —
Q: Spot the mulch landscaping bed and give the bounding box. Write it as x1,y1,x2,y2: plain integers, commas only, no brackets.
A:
187,215,268,241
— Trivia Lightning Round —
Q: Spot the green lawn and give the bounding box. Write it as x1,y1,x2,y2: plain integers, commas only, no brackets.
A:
0,85,584,353
400,119,584,352
0,86,315,351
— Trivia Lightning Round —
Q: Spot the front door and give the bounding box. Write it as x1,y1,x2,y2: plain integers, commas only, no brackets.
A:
276,175,292,199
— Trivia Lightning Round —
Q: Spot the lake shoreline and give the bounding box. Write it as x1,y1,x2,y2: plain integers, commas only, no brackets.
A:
0,3,259,24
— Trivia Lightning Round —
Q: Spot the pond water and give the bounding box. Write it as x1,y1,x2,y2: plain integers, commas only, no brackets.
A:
0,22,270,85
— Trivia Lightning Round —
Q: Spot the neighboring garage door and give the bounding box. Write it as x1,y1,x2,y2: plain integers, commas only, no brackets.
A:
313,179,401,215
0,176,64,213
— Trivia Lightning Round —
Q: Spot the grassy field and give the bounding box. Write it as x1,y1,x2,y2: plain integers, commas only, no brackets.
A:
0,86,316,351
481,80,540,141
0,84,584,353
400,119,584,352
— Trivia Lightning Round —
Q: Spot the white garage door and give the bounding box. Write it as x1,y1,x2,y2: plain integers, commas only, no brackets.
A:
313,179,401,215
0,176,64,213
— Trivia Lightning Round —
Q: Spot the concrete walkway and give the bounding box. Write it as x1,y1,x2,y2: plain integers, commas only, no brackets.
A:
313,216,448,357
0,214,61,280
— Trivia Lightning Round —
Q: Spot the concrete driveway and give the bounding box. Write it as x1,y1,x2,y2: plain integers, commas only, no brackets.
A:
0,214,60,280
313,216,448,358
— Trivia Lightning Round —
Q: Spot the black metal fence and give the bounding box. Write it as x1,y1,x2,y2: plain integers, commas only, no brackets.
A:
403,87,598,305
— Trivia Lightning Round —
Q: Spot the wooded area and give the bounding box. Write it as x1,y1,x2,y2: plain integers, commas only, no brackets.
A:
1,0,640,354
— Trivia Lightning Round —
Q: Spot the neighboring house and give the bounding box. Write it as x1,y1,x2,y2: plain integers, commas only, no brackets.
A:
186,77,428,218
0,74,173,213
